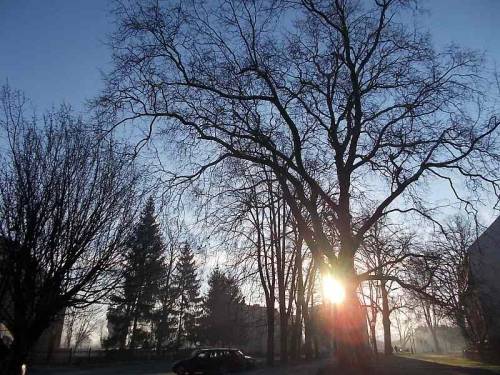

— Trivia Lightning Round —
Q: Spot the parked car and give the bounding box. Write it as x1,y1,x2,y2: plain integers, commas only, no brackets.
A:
172,348,256,374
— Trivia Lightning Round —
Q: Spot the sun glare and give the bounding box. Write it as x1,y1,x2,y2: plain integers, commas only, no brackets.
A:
322,275,346,304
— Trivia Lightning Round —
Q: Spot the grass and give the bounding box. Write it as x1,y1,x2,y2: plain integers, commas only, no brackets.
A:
397,352,500,373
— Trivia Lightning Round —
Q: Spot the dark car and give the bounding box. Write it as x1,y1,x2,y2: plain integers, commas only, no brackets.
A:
172,348,256,374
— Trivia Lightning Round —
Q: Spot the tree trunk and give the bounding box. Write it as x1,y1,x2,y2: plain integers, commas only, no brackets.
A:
265,300,275,366
291,240,304,360
290,299,303,360
422,302,442,353
303,303,313,361
130,312,139,348
279,309,288,364
369,319,378,355
333,271,371,368
380,281,393,356
275,198,288,365
430,327,442,353
289,314,299,360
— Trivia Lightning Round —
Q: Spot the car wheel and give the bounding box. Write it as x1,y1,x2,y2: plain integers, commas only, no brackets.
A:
176,365,189,375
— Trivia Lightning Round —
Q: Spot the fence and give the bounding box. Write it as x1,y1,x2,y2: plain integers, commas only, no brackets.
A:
29,348,193,366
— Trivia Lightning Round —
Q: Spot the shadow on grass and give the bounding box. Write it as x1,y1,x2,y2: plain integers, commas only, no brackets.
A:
317,355,499,375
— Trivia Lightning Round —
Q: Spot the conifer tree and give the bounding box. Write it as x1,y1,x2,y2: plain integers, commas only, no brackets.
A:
152,240,179,350
173,243,202,347
200,269,246,346
106,197,166,348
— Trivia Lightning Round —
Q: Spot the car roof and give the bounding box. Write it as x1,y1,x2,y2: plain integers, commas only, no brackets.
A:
198,348,240,352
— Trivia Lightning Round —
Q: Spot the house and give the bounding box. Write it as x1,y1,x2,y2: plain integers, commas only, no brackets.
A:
467,215,500,351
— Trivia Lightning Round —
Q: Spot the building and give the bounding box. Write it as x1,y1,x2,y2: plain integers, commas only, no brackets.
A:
467,215,500,351
240,304,278,355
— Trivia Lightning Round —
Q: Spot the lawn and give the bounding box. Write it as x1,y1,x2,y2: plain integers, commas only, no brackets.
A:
398,353,500,373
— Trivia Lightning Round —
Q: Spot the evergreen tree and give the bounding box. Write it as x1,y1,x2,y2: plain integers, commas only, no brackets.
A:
200,269,246,346
152,243,178,350
104,292,130,349
173,243,202,347
106,197,166,348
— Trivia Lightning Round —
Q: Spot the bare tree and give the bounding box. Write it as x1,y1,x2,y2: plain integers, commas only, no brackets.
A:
196,161,322,364
0,86,139,374
418,215,488,348
359,220,419,355
63,307,101,350
360,279,379,355
393,305,416,351
98,0,500,363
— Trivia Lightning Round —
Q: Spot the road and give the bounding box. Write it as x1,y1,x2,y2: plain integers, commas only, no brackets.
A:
30,356,500,375
30,359,329,375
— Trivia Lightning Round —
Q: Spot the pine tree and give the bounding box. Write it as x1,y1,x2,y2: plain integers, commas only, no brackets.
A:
173,243,202,347
200,269,246,346
106,197,166,348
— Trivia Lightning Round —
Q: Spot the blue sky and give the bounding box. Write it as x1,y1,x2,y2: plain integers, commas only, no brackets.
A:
0,0,112,112
1,0,499,226
1,1,500,111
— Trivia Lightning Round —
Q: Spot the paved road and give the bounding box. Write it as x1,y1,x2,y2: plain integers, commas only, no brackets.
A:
30,359,329,375
30,356,499,375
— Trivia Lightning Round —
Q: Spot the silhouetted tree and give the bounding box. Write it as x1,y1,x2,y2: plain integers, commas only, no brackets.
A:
152,222,183,350
200,269,246,347
104,302,129,349
105,197,166,348
100,0,500,363
125,197,165,347
0,86,138,373
173,243,201,347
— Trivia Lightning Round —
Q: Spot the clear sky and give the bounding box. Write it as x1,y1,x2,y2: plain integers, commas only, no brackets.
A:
1,0,499,111
1,0,499,227
0,0,112,112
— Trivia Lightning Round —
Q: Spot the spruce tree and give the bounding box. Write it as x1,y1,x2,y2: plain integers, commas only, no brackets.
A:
152,245,178,350
200,269,246,346
106,197,166,348
173,243,202,347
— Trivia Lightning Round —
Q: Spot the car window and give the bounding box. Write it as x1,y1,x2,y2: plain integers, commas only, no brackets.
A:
196,351,208,359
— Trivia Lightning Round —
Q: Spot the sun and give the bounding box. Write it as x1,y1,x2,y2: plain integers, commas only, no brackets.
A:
322,275,346,304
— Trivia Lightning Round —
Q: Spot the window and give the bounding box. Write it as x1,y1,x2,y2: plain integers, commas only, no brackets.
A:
196,351,208,359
